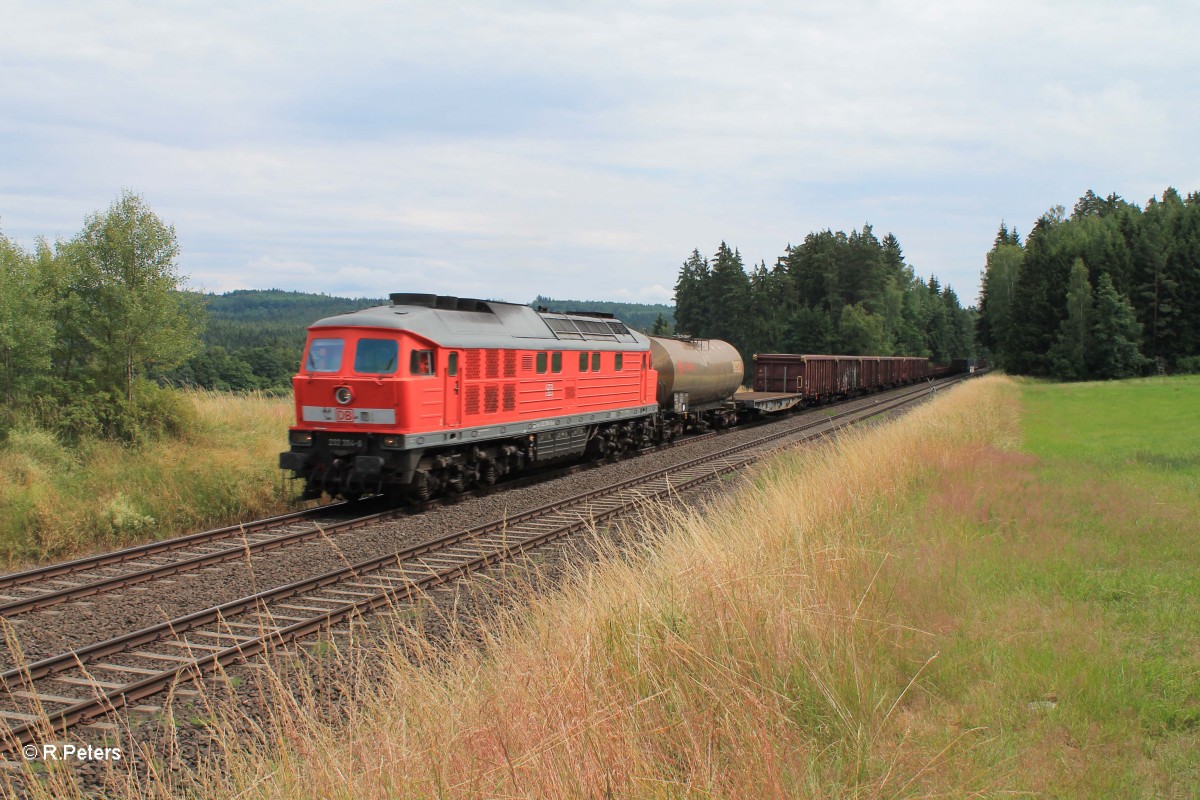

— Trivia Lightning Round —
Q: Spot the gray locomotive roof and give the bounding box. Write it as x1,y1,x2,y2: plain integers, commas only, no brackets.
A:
310,298,650,351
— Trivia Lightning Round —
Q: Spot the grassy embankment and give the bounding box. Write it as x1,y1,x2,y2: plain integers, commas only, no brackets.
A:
9,374,1198,798
0,391,298,567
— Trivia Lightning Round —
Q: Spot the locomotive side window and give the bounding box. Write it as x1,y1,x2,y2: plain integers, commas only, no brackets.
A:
615,353,624,370
410,349,436,376
536,352,547,374
305,338,344,373
591,352,600,371
354,339,399,374
551,352,562,373
447,352,458,376
579,352,588,372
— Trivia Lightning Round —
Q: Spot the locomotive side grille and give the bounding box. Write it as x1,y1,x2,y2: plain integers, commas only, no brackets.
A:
486,349,500,379
565,385,576,400
504,350,517,377
484,384,499,414
466,351,482,380
465,385,480,415
502,383,516,411
522,354,534,371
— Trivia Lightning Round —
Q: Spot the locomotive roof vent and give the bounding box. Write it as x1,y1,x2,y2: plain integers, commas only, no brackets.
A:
565,310,616,319
390,292,437,307
389,293,495,313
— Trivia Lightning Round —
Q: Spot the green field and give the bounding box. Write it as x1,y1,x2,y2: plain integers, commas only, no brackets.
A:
887,376,1200,796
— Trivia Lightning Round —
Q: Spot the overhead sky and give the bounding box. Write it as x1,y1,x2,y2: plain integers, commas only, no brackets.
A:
2,1,1197,306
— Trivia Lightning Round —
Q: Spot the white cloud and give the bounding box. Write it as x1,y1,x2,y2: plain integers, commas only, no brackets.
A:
2,0,1198,307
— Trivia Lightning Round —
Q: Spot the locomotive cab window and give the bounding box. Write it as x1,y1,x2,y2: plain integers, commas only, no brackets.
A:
305,338,344,373
536,352,547,374
410,349,435,376
447,352,458,376
551,352,562,373
354,339,399,374
615,353,624,370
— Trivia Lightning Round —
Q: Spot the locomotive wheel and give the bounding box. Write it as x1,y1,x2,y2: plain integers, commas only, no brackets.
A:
407,473,431,502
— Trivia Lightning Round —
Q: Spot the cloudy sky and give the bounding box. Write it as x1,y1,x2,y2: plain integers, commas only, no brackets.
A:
2,1,1197,306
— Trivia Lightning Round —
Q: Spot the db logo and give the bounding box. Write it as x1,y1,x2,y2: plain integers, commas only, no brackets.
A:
335,408,356,422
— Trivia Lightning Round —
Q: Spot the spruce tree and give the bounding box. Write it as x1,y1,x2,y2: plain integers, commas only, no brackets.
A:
706,242,752,357
673,249,709,336
1090,273,1148,378
1048,258,1093,380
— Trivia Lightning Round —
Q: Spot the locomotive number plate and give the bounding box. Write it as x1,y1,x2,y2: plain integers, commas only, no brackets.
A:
301,406,397,425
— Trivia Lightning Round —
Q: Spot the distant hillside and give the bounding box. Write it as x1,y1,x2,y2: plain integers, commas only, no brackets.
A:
172,289,676,390
531,296,675,333
171,290,385,390
200,289,385,350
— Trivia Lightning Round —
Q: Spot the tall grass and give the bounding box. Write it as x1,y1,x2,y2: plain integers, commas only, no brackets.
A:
75,375,1016,800
0,390,299,566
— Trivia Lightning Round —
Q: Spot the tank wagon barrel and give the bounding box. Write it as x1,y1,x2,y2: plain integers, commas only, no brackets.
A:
648,336,744,413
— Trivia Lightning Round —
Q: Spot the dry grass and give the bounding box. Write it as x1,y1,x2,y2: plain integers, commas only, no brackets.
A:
0,390,299,566
79,375,1016,800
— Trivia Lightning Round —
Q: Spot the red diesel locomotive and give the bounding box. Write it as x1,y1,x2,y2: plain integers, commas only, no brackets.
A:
281,294,669,500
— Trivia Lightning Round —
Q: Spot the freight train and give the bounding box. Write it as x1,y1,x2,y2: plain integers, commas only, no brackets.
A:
279,293,962,501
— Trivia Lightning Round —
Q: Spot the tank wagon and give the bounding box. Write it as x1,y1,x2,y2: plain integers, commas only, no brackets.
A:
279,294,741,501
649,336,744,433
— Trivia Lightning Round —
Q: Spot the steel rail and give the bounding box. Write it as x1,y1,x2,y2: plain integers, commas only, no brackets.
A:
0,504,346,591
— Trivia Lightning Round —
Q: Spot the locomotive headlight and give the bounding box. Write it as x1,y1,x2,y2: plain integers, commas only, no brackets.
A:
334,386,353,405
289,430,314,446
381,435,402,449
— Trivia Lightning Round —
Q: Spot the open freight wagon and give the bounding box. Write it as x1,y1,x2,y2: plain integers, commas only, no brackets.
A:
752,354,931,401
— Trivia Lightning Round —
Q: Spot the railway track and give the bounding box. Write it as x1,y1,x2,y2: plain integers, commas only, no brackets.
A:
0,378,944,620
0,376,964,752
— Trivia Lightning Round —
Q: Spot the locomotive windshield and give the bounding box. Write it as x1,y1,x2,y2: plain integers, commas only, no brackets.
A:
354,338,399,374
304,338,344,373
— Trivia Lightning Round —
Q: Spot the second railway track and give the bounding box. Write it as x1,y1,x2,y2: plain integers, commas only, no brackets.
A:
0,376,965,752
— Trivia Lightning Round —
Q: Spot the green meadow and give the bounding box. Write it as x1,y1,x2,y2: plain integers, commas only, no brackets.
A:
884,376,1200,796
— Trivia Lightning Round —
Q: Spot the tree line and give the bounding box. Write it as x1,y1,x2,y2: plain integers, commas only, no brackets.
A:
977,188,1200,379
1,191,203,442
533,296,675,335
674,228,975,366
168,290,384,391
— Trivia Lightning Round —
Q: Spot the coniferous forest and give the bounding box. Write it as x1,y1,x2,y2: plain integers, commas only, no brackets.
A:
674,228,976,366
977,188,1200,379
